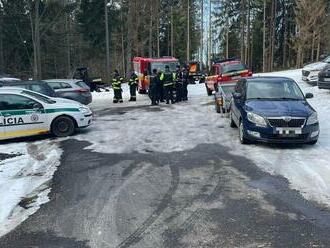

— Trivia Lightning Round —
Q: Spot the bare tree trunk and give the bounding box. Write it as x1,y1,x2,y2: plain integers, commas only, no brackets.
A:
126,0,133,73
316,32,321,61
149,1,153,57
65,2,71,77
0,8,4,70
201,0,204,68
187,0,190,61
104,0,111,79
157,12,160,57
262,0,266,72
250,24,253,69
167,22,170,56
240,0,246,62
30,0,42,80
226,15,229,59
296,44,302,68
311,30,315,62
208,0,211,69
120,11,125,75
245,0,251,66
270,0,276,71
171,5,174,56
135,0,140,55
282,0,287,68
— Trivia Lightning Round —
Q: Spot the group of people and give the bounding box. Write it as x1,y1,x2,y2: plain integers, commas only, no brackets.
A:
149,65,190,105
111,65,190,105
111,69,139,103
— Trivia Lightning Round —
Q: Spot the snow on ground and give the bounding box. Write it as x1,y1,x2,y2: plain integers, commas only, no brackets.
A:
1,69,328,237
86,70,330,208
0,141,62,237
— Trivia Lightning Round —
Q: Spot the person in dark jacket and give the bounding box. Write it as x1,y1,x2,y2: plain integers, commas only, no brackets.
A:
149,69,159,105
128,71,138,101
158,71,165,102
162,65,175,104
112,70,123,103
174,65,183,102
182,65,190,101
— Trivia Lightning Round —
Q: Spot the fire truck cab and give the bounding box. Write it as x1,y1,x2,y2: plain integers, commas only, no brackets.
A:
133,57,179,93
205,59,252,96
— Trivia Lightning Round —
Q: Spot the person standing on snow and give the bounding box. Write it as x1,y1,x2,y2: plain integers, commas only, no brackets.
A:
112,70,124,103
174,65,183,102
128,71,138,101
149,69,159,105
163,65,175,104
158,70,165,102
182,65,190,101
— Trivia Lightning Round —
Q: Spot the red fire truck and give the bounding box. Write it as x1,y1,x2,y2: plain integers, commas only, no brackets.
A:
205,59,252,95
133,57,179,93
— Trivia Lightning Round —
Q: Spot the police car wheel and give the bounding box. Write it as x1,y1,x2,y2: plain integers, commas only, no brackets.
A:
51,116,75,137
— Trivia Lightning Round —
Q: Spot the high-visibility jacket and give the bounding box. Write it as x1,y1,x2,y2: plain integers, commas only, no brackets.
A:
112,76,123,90
128,73,138,86
162,71,175,87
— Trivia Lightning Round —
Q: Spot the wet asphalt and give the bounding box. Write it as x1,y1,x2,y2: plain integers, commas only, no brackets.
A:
1,106,330,248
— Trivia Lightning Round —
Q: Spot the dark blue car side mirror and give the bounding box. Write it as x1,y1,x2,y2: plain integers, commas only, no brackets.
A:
233,92,242,99
305,93,314,99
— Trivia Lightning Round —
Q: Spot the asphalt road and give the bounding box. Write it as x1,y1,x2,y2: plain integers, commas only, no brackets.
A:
1,104,330,248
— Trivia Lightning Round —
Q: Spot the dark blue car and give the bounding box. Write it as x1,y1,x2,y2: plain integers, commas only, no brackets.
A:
230,77,319,145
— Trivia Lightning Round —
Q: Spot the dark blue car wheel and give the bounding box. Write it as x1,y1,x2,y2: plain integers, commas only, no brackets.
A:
230,111,237,128
239,121,249,144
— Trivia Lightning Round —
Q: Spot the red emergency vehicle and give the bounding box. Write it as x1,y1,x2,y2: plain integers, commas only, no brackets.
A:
205,59,252,95
133,57,179,93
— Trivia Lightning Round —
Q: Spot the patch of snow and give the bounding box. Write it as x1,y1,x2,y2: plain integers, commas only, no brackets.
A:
0,141,62,237
82,69,330,208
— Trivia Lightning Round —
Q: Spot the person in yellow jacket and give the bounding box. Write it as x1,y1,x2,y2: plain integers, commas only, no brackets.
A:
128,71,138,101
162,65,175,104
112,70,123,103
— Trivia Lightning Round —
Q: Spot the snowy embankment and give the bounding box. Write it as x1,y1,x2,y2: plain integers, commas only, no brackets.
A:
87,69,330,208
0,141,62,236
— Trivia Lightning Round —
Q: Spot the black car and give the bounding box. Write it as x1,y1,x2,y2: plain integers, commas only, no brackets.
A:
0,80,57,97
318,65,330,90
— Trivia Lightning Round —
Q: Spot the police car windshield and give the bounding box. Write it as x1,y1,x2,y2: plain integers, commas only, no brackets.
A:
151,62,178,72
22,90,56,104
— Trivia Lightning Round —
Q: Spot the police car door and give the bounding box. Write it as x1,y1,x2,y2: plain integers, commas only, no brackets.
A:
0,111,4,138
2,94,48,139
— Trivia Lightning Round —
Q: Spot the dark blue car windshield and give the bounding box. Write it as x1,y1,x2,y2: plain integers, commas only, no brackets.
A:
246,80,304,100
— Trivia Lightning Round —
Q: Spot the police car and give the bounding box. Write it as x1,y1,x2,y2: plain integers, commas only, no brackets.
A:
0,88,93,140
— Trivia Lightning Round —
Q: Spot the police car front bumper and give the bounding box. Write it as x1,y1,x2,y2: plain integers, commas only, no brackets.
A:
78,113,93,128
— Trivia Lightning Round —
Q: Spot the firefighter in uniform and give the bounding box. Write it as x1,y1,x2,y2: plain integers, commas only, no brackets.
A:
149,69,159,105
174,65,183,102
182,65,190,101
158,71,165,102
112,70,124,103
128,71,138,101
163,65,175,104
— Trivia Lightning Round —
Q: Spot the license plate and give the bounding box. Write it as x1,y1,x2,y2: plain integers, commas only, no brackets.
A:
232,76,241,80
324,78,330,82
276,128,302,135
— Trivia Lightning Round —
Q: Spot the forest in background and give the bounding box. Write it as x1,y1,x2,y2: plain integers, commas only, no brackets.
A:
0,0,329,81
